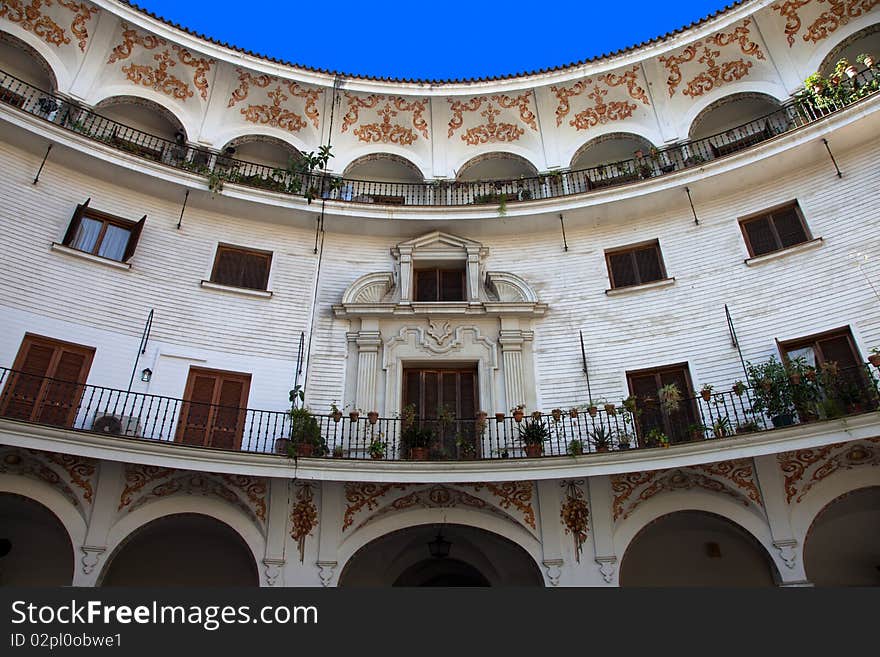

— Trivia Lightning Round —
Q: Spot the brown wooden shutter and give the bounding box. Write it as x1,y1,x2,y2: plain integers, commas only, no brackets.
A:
423,371,439,417
635,246,663,283
742,217,777,256
62,201,90,246
439,270,465,301
1,342,56,421
608,252,637,288
816,335,859,370
37,351,88,426
213,249,245,287
415,270,438,301
210,377,248,450
240,252,270,290
773,207,808,249
122,215,146,262
403,369,421,416
177,372,216,446
458,371,476,418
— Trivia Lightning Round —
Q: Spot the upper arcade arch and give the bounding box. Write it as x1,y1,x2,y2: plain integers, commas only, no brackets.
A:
0,492,75,586
220,134,303,170
94,94,188,143
0,31,58,92
342,152,426,182
806,16,880,76
89,87,198,144
0,28,68,92
686,89,787,140
455,151,539,182
569,131,656,171
818,23,880,76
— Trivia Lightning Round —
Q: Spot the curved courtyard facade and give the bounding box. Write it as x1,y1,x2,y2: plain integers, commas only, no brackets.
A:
0,0,879,587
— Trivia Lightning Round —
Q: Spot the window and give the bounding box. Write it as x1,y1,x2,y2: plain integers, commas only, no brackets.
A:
414,268,465,302
403,367,478,458
606,240,667,289
0,334,95,427
210,244,272,291
176,367,251,450
740,202,810,257
626,363,697,445
61,200,145,262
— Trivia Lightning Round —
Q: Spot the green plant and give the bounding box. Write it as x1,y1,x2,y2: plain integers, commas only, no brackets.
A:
736,419,760,433
658,383,682,415
497,193,507,217
289,407,325,454
567,439,584,456
400,422,434,451
646,427,669,447
518,418,549,445
368,435,387,458
616,429,633,447
455,434,477,458
711,416,732,438
746,356,796,420
622,395,638,413
590,425,612,450
732,380,748,396
207,170,224,194
804,72,826,92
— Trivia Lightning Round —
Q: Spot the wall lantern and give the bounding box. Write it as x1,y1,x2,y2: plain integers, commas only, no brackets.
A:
140,368,152,383
428,529,451,559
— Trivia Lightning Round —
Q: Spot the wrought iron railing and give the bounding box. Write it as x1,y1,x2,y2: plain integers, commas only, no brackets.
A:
1,363,877,461
1,66,878,207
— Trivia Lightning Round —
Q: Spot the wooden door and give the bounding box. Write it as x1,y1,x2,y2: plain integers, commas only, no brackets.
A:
0,334,94,427
176,368,251,450
403,367,478,458
627,364,696,445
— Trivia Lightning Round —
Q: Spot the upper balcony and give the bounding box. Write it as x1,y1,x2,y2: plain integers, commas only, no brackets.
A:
2,360,879,482
1,66,879,214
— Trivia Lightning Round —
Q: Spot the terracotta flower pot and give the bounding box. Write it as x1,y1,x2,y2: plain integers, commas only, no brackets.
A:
846,65,858,78
588,406,598,417
274,437,291,455
331,411,342,423
604,404,616,416
370,452,383,460
410,446,429,461
701,390,712,402
296,443,314,457
349,411,360,422
495,412,506,423
367,411,379,425
551,409,562,421
513,410,524,423
868,354,880,368
569,408,579,419
524,443,543,458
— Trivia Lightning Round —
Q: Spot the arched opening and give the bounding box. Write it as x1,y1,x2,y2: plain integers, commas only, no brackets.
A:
0,492,73,586
819,24,880,76
221,135,301,171
101,513,259,587
340,153,424,204
0,32,57,91
689,93,783,140
339,523,543,587
804,486,880,587
620,511,777,587
569,132,657,190
95,96,185,141
456,152,537,182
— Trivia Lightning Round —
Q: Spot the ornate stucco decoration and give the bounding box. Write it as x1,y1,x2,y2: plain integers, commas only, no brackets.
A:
659,19,765,98
467,482,536,530
0,447,96,516
560,480,590,562
119,464,267,533
771,0,878,46
611,459,764,522
551,66,651,130
447,93,538,145
343,482,411,531
290,482,318,563
0,0,97,51
333,232,546,319
341,92,429,144
777,438,880,504
228,70,321,132
107,25,214,101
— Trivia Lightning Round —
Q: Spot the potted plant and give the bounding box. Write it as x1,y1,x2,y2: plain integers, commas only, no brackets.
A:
617,430,633,450
332,445,345,458
868,347,880,368
587,401,598,417
518,417,549,457
658,383,682,415
711,416,732,438
456,434,478,460
700,384,714,402
289,407,323,457
837,57,858,79
746,357,796,427
787,356,820,422
687,423,706,441
732,380,747,397
367,410,379,425
551,408,563,422
531,410,543,420
368,436,386,460
567,438,584,456
857,53,875,69
736,419,760,434
590,425,612,452
622,395,638,413
495,411,506,423
569,407,579,419
646,427,669,448
349,408,361,423
401,423,433,460
604,402,617,416
511,404,525,423
329,402,343,423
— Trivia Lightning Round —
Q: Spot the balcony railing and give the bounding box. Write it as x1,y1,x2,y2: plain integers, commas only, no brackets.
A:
1,67,878,207
1,364,878,462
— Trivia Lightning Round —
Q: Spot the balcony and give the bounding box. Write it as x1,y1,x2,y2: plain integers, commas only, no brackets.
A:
1,363,878,463
1,68,878,208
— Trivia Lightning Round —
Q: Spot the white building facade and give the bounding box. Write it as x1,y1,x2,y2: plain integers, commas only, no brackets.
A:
0,0,879,587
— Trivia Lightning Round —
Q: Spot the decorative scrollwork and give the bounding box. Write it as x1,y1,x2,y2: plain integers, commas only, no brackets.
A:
778,439,880,503
0,0,70,48
447,97,482,138
804,0,879,44
771,0,813,46
40,451,97,504
343,482,409,530
122,50,193,100
341,93,381,133
172,45,213,100
570,85,638,130
468,482,535,529
241,86,307,132
550,80,588,126
447,94,534,144
691,459,763,506
354,103,418,145
290,483,318,563
228,70,273,108
599,65,651,106
220,474,267,522
56,0,97,51
119,464,176,509
495,92,538,131
107,25,164,63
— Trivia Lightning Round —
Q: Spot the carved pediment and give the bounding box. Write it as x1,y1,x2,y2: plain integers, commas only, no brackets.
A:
485,271,538,303
341,272,395,304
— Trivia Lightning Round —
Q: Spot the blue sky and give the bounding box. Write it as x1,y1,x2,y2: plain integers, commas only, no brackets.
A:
134,0,734,80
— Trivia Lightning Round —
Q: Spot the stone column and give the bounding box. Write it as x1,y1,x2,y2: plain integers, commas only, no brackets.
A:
587,475,620,586
72,461,124,586
753,455,812,586
465,247,482,303
355,319,382,413
499,329,526,411
397,246,413,303
262,478,290,587
536,479,565,586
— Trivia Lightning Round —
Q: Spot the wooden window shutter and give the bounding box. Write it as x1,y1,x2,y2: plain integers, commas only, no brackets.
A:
415,270,438,302
635,246,663,283
441,372,458,414
743,217,777,256
458,371,476,418
37,350,89,426
122,215,146,262
439,270,465,301
213,248,245,287
404,370,421,416
210,377,248,450
423,371,439,417
62,199,90,246
816,334,859,370
773,207,808,249
178,373,217,446
240,252,270,290
608,252,637,288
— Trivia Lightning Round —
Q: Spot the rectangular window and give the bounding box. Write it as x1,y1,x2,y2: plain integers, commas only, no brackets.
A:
61,200,145,262
626,363,697,446
210,244,272,291
403,367,478,458
414,269,465,302
605,240,667,289
0,334,95,427
175,367,251,450
740,202,810,257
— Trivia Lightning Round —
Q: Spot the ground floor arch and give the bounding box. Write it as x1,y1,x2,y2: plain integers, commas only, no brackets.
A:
338,523,543,587
619,510,778,587
100,513,259,587
804,487,880,587
0,492,74,586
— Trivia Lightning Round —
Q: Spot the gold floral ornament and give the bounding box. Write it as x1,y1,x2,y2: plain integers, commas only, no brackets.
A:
771,0,813,46
290,483,318,563
804,0,878,44
56,0,97,51
123,49,193,100
447,94,537,145
560,481,590,563
0,0,70,47
228,71,321,132
241,86,307,132
342,93,429,143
